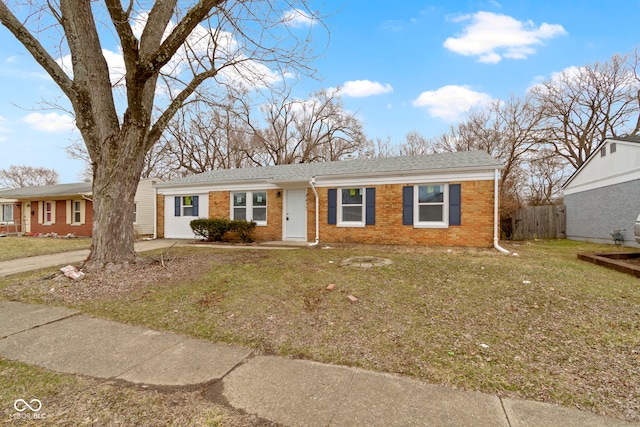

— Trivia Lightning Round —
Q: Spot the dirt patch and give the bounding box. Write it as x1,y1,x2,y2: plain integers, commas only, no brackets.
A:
341,256,393,268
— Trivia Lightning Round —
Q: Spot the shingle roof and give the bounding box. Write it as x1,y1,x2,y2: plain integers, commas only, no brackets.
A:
157,151,502,187
611,135,640,143
0,182,92,199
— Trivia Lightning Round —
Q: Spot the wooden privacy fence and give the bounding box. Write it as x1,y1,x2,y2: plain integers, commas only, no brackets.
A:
511,205,566,240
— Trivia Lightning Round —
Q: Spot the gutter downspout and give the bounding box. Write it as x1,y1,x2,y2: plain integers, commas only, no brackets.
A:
308,177,320,247
493,168,515,255
151,182,157,240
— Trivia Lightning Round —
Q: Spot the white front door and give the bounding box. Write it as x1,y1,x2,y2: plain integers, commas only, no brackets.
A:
285,189,307,240
22,202,31,233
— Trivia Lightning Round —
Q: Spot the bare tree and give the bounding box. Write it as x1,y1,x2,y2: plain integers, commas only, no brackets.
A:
0,165,59,188
244,88,367,165
157,91,255,176
0,0,322,269
431,95,544,209
398,131,431,156
525,149,568,205
530,53,640,169
65,140,93,182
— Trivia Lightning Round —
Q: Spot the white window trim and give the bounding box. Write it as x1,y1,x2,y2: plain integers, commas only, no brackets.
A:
1,204,13,222
337,187,366,228
414,184,448,229
40,201,56,225
66,199,86,225
230,191,268,226
73,200,82,225
182,196,194,217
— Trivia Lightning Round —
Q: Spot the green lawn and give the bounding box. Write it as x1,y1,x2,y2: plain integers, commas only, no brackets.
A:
1,240,638,422
0,236,91,262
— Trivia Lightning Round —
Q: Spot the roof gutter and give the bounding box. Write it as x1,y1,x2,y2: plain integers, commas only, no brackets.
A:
308,177,320,247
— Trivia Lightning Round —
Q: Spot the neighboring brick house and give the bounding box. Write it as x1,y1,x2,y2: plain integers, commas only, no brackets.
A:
0,178,160,237
155,151,506,248
562,135,640,247
0,196,21,235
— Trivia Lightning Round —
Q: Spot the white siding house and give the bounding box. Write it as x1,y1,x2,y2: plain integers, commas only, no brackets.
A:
134,178,162,236
562,135,640,246
161,191,209,239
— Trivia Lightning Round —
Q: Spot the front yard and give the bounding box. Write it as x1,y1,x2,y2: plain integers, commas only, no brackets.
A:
0,236,91,262
1,240,638,423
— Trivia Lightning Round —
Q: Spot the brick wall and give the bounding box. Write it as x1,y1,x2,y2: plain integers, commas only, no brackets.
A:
156,194,165,238
188,180,495,247
29,200,93,236
208,189,283,241
313,181,494,248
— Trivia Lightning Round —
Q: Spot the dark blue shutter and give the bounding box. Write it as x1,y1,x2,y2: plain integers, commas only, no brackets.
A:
449,184,461,226
174,196,181,217
327,188,337,225
402,186,413,225
192,195,199,217
365,187,375,225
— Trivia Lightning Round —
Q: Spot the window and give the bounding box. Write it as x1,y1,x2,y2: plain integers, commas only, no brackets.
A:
182,196,193,216
73,201,82,224
600,146,606,157
231,191,267,225
44,202,53,224
610,143,617,154
339,188,364,226
410,184,449,228
252,192,267,222
133,203,137,223
66,199,85,225
174,195,199,217
1,204,13,222
417,185,444,222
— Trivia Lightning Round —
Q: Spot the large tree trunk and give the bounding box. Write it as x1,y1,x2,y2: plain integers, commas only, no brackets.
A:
86,131,147,270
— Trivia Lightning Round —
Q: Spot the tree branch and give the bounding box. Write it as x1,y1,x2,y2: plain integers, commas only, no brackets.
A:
0,2,73,98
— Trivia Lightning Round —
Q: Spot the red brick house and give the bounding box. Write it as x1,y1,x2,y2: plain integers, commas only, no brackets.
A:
155,151,508,249
0,179,159,237
0,196,21,235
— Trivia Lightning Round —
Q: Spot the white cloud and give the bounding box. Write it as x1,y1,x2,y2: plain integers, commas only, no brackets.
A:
413,85,492,121
22,112,75,132
443,11,566,63
341,80,393,97
282,8,315,28
57,12,291,95
382,20,403,31
6,56,17,63
58,48,126,86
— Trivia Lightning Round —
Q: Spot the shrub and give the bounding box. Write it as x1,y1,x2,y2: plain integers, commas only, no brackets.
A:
230,219,257,243
190,218,257,243
190,218,231,242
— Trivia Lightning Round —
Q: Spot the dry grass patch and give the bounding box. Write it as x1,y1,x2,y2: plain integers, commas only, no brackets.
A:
0,358,271,426
1,240,639,422
0,236,90,262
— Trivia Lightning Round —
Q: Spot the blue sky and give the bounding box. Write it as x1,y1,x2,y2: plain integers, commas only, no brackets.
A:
1,0,639,183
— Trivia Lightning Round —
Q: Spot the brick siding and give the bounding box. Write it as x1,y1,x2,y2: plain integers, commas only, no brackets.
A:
29,199,93,236
316,181,494,247
156,194,165,238
163,180,496,247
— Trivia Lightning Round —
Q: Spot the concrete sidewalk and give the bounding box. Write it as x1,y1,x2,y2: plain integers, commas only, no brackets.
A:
0,238,302,277
0,300,635,427
0,239,185,277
